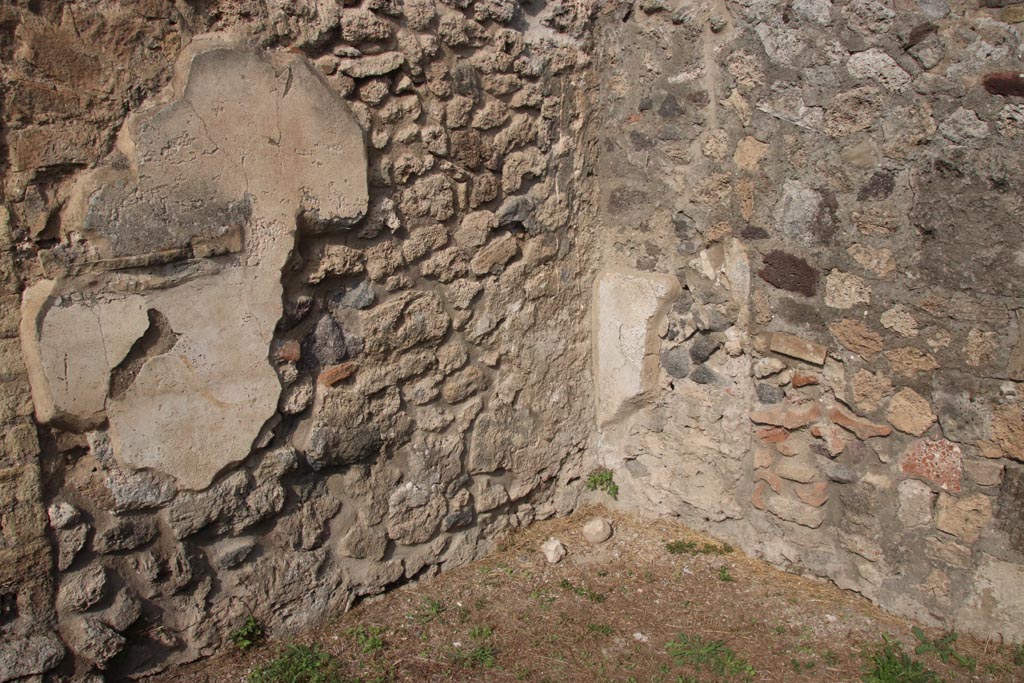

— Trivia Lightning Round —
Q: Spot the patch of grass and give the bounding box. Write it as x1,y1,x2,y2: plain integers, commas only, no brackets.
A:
452,625,498,668
1014,644,1024,666
862,635,941,683
249,644,344,683
348,625,384,653
666,540,734,555
411,597,446,624
911,627,975,671
585,469,619,500
559,578,607,603
717,566,735,582
588,623,614,636
665,632,755,680
230,616,265,651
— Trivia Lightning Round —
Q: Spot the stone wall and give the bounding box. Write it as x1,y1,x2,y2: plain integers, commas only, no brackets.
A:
3,0,1024,679
0,1,595,679
588,0,1024,647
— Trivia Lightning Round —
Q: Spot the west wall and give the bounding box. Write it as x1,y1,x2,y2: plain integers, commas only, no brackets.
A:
1,0,596,679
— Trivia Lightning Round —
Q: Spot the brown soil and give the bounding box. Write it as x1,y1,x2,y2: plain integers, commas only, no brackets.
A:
146,509,1024,683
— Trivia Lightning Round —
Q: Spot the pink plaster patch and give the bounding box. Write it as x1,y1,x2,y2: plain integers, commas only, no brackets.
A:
901,439,963,493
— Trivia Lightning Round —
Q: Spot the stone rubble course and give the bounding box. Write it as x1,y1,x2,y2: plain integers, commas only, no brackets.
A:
4,0,1024,677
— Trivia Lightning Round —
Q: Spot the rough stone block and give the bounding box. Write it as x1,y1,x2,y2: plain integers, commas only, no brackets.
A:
769,332,827,365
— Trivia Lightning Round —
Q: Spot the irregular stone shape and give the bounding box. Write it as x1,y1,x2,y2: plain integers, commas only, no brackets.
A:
851,369,894,412
828,405,892,440
61,616,126,669
846,48,911,91
936,493,992,544
758,250,818,296
794,481,829,507
471,478,509,512
100,588,143,632
582,517,613,543
592,269,680,425
470,234,519,275
829,319,884,358
926,536,972,568
901,439,962,493
442,366,488,404
965,459,1003,487
92,515,158,553
755,383,785,404
21,41,368,490
750,401,822,430
57,565,107,614
56,524,90,571
824,270,871,309
810,424,845,456
338,52,405,78
362,291,450,355
775,453,819,483
47,502,80,529
887,388,936,436
769,332,826,365
386,482,446,545
542,537,567,563
957,556,1024,643
0,635,64,682
660,345,691,378
766,495,826,528
897,479,935,528
985,403,1024,461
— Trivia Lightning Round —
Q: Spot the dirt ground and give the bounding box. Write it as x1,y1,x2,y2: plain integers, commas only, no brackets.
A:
145,509,1024,683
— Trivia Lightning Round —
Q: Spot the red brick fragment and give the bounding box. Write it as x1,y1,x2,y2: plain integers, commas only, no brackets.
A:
750,401,822,430
828,405,892,440
756,427,789,444
752,481,768,510
795,481,830,507
318,362,358,386
792,373,819,388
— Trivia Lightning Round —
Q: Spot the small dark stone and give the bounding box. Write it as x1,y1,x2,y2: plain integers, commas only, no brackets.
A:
659,94,683,118
689,333,720,363
661,346,691,378
756,383,785,404
442,507,474,531
689,365,719,385
694,307,733,332
333,281,376,311
982,71,1024,97
305,315,347,368
904,22,937,48
741,226,769,239
857,171,895,201
92,517,158,554
607,187,649,215
758,250,819,297
981,0,1023,7
997,463,1024,553
629,131,655,150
